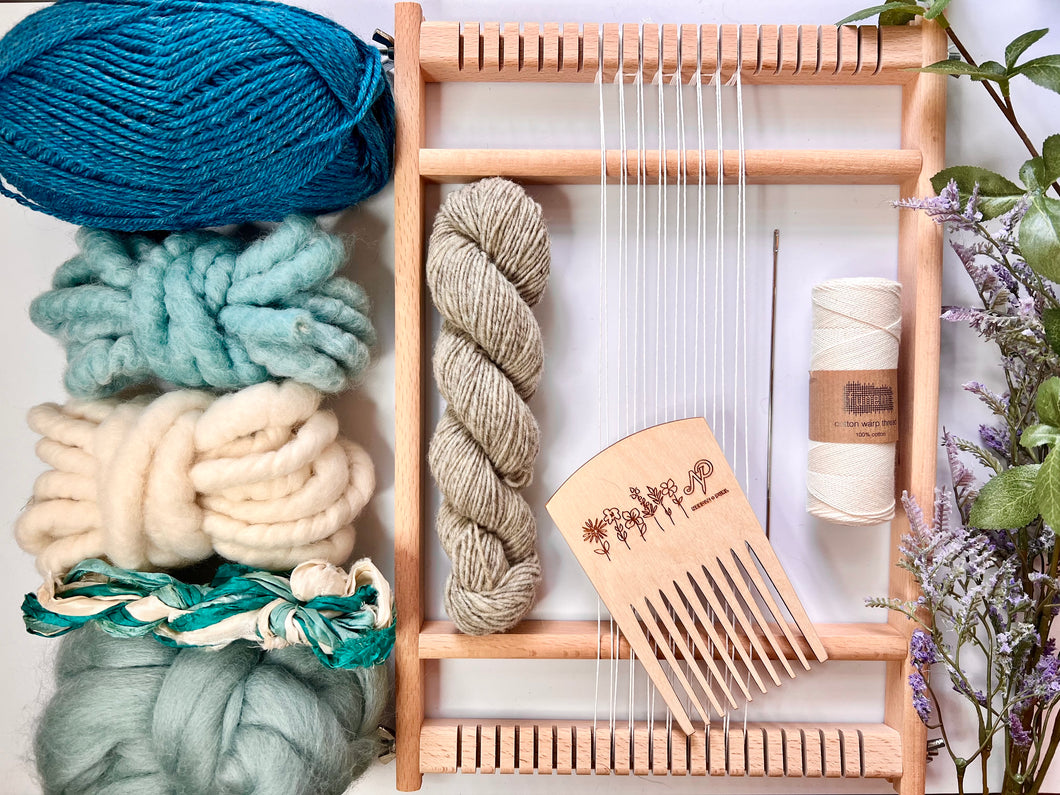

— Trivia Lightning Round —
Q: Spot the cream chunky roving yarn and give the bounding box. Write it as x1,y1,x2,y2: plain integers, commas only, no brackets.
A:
16,381,374,576
427,178,551,635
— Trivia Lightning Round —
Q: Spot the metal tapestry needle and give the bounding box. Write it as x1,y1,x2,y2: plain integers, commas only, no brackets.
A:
766,229,779,538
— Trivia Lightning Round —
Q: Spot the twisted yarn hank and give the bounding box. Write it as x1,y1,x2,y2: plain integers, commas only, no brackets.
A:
24,557,394,669
0,0,394,230
35,624,388,795
807,277,902,526
16,381,374,577
31,216,375,398
427,178,551,635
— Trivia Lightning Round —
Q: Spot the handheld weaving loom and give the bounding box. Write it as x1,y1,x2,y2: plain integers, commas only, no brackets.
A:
393,4,945,792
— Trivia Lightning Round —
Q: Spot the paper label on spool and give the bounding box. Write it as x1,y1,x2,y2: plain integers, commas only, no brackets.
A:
809,369,899,444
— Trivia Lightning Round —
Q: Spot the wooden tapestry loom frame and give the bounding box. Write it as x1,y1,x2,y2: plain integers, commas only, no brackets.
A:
393,3,946,792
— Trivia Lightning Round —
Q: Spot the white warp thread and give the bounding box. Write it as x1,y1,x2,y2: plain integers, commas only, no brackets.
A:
807,277,902,526
16,381,374,576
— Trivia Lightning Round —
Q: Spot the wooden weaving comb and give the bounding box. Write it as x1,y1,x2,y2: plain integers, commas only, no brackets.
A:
546,417,828,735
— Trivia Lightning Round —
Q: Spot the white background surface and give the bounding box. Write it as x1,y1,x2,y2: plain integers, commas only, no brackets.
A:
0,1,1058,794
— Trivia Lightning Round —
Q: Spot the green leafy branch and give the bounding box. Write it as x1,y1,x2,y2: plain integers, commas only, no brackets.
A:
838,1,1060,197
932,137,1060,284
971,377,1060,533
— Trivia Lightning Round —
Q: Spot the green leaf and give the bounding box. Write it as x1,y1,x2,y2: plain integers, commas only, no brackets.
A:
1036,377,1060,427
1042,307,1060,357
1006,29,1049,70
837,3,924,25
920,59,1008,82
1043,134,1060,186
1021,157,1047,192
1020,424,1060,450
1020,194,1060,281
930,165,1023,219
1018,54,1060,94
969,465,1041,529
923,0,952,20
1037,448,1060,532
880,3,921,25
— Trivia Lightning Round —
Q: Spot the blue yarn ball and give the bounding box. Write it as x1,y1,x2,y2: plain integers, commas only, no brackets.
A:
30,216,375,397
0,0,394,230
35,624,389,795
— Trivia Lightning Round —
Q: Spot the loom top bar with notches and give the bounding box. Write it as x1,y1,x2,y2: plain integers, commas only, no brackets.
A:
420,22,924,84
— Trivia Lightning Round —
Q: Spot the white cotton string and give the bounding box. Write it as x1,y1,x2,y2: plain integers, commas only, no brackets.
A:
635,30,647,432
617,31,630,438
735,67,750,491
594,42,606,744
807,278,902,525
694,68,705,423
712,66,724,444
673,56,687,423
654,35,665,426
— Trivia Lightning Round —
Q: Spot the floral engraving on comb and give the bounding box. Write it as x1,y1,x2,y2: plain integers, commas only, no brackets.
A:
582,457,721,562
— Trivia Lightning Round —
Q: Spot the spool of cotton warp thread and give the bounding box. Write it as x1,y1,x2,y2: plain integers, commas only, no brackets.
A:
807,277,902,526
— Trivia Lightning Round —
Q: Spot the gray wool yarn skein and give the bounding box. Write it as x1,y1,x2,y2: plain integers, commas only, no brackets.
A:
426,177,551,636
35,625,389,795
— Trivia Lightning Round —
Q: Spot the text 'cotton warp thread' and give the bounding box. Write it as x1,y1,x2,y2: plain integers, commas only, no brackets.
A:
427,178,552,636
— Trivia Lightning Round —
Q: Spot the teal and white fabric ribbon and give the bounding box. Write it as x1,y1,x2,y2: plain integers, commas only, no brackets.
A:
23,558,394,669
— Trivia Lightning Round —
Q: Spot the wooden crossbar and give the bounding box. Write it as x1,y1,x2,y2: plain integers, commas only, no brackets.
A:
419,149,924,185
418,620,908,661
420,719,903,778
393,3,947,792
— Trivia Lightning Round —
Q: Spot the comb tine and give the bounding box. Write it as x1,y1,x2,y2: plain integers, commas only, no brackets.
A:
639,596,719,719
716,554,797,679
702,557,785,686
731,546,812,670
744,539,829,662
650,591,736,711
684,568,769,694
662,581,751,702
616,603,696,736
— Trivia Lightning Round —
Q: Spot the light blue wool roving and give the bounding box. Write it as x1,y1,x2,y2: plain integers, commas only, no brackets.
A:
35,624,389,795
30,216,375,397
0,0,394,230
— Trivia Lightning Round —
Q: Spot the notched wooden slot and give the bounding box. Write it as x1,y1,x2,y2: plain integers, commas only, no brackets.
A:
543,22,560,71
482,22,500,71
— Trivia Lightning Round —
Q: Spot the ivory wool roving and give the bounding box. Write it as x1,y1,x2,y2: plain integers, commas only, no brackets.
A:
807,277,902,526
31,216,375,398
24,557,395,670
16,381,374,576
35,624,388,795
427,178,551,636
0,0,394,230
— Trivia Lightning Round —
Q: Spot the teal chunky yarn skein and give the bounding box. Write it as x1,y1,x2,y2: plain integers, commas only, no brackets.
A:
30,217,375,398
35,624,389,795
0,0,394,230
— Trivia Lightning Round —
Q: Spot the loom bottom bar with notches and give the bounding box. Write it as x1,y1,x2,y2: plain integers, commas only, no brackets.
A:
419,719,902,777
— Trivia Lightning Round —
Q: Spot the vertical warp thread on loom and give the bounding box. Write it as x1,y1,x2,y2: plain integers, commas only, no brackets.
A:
807,277,902,525
426,178,552,635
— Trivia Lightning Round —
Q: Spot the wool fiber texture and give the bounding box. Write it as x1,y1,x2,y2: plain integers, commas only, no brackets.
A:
34,624,388,795
0,0,394,230
16,381,374,576
31,216,374,398
427,178,551,635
